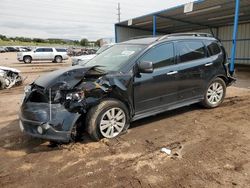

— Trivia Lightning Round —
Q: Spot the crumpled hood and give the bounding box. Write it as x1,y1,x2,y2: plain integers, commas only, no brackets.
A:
34,65,98,89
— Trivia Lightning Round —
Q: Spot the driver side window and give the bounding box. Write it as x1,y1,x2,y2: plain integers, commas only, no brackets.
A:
140,43,175,69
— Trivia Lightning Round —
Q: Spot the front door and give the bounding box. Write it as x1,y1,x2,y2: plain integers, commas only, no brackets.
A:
33,48,44,60
133,42,179,115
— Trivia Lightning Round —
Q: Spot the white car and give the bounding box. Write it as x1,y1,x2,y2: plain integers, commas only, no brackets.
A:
71,44,114,66
17,47,68,63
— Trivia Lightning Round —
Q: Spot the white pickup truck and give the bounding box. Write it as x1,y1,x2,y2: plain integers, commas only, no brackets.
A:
17,47,68,63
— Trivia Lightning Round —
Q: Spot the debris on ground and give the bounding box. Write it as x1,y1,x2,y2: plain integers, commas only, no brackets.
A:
0,66,23,89
160,148,171,155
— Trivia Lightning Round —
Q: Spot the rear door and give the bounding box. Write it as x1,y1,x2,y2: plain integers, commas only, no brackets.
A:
42,48,54,60
203,41,225,82
175,40,210,101
134,42,179,114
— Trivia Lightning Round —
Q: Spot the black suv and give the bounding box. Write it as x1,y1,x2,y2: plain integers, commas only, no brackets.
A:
19,33,234,142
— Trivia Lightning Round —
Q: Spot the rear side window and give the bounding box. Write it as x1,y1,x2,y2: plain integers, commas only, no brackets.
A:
207,41,221,56
56,48,67,52
176,41,206,63
43,48,53,52
35,48,53,52
140,43,175,69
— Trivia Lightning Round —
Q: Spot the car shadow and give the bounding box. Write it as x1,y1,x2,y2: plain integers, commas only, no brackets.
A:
130,103,202,129
0,104,203,154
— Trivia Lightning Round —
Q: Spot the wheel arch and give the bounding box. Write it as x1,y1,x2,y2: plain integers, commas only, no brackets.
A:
217,75,229,86
54,55,62,59
104,96,133,118
96,97,132,119
207,74,228,88
23,55,32,61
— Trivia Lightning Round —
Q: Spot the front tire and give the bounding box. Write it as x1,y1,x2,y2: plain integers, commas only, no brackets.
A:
202,78,226,108
23,56,32,63
86,99,130,141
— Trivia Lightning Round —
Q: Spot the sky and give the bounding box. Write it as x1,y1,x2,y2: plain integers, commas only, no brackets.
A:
0,0,193,40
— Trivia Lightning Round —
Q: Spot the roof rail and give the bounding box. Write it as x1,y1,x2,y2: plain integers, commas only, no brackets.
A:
168,33,213,37
157,32,214,41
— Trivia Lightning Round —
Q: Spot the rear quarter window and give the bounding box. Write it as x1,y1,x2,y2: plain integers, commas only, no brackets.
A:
176,41,206,63
207,41,221,56
56,48,67,52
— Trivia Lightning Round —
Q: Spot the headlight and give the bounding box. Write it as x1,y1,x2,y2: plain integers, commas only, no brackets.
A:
66,91,85,101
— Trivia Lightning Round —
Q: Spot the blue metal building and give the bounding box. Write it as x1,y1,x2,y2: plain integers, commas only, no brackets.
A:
115,0,249,71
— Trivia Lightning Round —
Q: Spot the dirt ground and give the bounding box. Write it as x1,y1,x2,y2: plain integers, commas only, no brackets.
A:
0,53,250,188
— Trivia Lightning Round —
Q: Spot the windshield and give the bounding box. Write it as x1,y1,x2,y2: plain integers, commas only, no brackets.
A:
96,45,112,54
85,44,145,71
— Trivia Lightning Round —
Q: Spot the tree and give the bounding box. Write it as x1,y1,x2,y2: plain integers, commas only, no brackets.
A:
33,38,46,43
80,38,88,46
95,39,101,47
0,34,9,41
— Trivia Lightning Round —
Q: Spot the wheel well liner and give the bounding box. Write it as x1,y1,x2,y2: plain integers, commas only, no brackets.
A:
55,55,62,59
23,55,32,60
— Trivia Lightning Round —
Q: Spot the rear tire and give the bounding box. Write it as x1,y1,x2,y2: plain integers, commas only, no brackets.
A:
202,78,226,108
54,56,62,63
86,99,130,141
23,56,32,63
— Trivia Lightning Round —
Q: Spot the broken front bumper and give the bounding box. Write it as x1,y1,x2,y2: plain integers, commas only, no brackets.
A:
19,102,81,142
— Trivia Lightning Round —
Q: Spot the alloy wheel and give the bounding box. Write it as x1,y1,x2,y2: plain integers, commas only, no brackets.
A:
206,82,224,105
99,107,126,138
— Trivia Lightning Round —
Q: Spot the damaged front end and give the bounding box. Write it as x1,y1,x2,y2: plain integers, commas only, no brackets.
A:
19,65,133,142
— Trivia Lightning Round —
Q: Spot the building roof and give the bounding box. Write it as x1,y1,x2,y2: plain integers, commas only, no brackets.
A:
116,0,250,34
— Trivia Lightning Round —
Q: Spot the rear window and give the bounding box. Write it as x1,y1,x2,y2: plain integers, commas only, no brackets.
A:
177,41,206,63
56,48,67,52
207,42,221,56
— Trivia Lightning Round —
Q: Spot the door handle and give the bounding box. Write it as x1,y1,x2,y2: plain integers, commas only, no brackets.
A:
167,71,178,75
205,63,213,67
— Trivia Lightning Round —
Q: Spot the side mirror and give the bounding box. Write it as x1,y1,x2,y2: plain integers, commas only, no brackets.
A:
138,61,154,73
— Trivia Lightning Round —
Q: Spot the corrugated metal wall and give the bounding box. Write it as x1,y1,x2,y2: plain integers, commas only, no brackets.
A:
218,23,250,65
116,26,153,43
116,23,250,65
